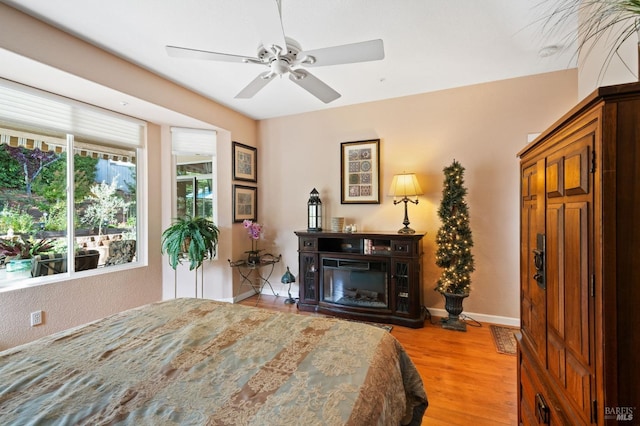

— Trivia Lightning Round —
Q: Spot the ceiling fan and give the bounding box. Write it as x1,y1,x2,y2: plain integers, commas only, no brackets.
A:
166,0,384,104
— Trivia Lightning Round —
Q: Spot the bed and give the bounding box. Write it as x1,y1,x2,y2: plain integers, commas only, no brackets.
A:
0,298,427,425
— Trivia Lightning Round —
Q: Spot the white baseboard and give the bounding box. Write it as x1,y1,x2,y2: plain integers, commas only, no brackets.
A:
226,292,520,327
427,307,519,327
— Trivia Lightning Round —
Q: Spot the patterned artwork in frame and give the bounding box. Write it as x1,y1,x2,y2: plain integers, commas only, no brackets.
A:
340,139,380,204
233,185,257,222
233,141,257,182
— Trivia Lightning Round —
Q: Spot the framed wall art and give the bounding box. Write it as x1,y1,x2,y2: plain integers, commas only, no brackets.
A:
340,139,380,204
232,141,257,182
233,184,258,222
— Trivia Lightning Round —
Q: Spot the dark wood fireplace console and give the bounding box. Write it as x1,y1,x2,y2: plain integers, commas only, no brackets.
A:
295,231,425,328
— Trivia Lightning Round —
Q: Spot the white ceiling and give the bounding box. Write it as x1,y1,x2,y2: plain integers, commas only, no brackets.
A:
0,0,576,121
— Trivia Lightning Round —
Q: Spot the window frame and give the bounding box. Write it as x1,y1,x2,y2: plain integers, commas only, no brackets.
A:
0,80,147,291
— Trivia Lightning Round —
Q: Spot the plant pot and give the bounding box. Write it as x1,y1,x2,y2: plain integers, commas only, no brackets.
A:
441,292,468,332
6,258,32,273
6,258,33,279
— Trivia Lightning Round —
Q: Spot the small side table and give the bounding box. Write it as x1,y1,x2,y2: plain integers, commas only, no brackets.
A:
228,253,281,304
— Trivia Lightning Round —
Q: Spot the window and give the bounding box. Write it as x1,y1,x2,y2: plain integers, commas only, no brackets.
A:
171,128,217,224
176,160,214,219
0,80,144,287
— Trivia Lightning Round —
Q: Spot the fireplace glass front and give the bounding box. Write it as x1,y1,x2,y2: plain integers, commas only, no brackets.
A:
322,258,388,309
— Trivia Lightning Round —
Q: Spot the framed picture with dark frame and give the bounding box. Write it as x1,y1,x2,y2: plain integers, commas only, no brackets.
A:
232,141,257,182
340,139,380,204
233,184,257,222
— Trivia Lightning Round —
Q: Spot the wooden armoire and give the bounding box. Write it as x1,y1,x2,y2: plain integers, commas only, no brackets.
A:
517,82,640,425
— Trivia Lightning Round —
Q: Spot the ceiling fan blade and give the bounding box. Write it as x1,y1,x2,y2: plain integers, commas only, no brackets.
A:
166,45,258,63
243,0,287,51
235,72,274,99
289,70,341,104
299,39,385,67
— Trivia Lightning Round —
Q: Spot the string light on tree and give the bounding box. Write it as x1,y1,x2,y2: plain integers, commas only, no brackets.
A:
434,160,475,295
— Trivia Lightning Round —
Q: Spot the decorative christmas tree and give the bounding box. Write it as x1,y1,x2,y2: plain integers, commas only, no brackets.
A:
434,160,475,295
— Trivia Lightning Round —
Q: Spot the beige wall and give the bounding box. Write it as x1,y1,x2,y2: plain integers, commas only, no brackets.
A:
0,4,257,349
0,124,162,349
258,69,578,321
576,4,639,99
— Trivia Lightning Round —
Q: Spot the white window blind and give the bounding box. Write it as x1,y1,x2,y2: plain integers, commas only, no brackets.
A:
171,127,217,155
0,78,144,147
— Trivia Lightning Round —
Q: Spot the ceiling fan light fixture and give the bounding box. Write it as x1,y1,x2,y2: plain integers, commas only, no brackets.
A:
290,70,307,80
270,58,290,75
300,55,316,65
269,44,284,57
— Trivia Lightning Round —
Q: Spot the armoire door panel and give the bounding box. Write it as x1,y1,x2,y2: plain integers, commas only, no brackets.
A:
546,204,564,339
522,163,538,200
522,202,546,358
564,144,590,196
521,162,546,361
522,169,531,199
546,158,564,198
521,203,533,297
564,202,590,362
547,331,566,384
565,351,593,423
529,294,546,361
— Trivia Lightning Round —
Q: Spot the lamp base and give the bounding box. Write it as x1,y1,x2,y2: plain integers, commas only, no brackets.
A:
395,197,417,235
397,226,416,234
284,285,297,304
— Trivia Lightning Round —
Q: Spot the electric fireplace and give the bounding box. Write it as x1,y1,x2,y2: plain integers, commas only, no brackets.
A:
322,258,388,309
295,230,426,328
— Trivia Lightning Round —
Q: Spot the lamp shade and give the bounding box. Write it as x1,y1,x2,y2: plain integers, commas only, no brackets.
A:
388,173,423,198
281,266,296,284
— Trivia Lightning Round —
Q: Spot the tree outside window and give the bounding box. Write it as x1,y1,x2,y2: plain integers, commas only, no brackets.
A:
1,134,138,283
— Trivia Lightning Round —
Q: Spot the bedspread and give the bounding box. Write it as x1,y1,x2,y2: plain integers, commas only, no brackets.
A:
0,298,427,425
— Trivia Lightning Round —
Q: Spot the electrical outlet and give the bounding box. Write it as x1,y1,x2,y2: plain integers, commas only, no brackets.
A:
30,311,43,327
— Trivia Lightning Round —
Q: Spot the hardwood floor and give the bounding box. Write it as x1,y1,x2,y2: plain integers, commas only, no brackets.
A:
239,294,518,426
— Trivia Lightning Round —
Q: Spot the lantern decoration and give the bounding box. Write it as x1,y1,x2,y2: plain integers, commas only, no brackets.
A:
307,188,323,231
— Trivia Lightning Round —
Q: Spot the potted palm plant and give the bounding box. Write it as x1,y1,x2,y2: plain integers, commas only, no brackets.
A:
542,0,640,79
434,160,475,331
161,216,219,270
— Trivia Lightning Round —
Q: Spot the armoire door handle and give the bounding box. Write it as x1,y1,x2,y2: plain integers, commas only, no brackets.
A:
532,233,545,289
535,393,550,424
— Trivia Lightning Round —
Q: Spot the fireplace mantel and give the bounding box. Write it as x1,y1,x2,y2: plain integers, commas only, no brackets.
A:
294,231,425,328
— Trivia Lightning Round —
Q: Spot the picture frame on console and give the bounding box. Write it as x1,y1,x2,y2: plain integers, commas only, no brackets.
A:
233,184,257,222
340,139,380,204
232,141,257,182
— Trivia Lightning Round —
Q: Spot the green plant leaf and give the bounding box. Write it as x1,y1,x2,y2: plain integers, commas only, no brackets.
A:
161,215,219,270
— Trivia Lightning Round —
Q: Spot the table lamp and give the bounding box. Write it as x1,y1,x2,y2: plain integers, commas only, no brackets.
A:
281,266,297,304
388,173,423,234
